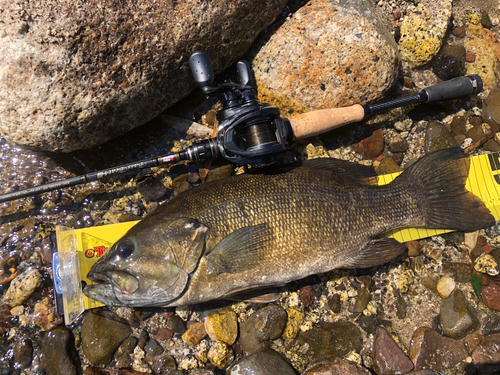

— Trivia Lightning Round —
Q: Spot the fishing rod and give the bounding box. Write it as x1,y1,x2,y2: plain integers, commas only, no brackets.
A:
0,51,483,204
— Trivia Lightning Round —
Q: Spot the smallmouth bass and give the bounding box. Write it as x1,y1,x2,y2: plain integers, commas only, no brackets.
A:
84,148,495,307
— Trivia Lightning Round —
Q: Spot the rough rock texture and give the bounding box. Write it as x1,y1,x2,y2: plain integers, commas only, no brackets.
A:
0,0,287,152
252,0,399,115
398,0,452,67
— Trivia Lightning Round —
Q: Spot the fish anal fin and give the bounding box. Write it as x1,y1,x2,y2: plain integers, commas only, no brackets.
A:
205,224,274,275
345,238,407,269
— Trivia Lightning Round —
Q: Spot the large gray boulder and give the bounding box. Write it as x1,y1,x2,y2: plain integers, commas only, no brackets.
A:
0,0,287,152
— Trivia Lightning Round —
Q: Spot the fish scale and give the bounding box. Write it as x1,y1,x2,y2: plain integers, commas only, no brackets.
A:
84,148,495,307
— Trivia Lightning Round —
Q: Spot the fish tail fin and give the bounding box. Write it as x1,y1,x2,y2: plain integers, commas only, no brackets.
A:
397,147,495,231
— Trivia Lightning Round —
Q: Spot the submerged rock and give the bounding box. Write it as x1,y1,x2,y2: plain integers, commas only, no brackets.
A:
484,84,500,133
3,269,41,307
409,327,468,372
303,358,371,374
253,0,398,115
0,0,287,152
472,333,500,375
81,310,132,365
228,348,295,375
439,290,479,339
373,327,414,374
40,326,82,375
424,121,459,154
205,310,238,345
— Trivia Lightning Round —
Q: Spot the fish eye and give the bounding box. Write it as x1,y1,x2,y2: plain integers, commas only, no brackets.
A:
117,241,134,258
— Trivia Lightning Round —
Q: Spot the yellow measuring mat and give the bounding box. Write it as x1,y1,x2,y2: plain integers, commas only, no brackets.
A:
51,151,500,325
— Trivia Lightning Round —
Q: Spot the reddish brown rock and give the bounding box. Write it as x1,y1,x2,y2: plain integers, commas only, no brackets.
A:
482,275,500,311
299,285,316,308
253,0,398,116
409,327,468,372
351,129,385,160
373,327,414,374
303,358,371,375
472,333,500,375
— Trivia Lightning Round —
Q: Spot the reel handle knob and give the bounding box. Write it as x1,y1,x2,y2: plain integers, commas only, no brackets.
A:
236,60,254,86
189,51,214,92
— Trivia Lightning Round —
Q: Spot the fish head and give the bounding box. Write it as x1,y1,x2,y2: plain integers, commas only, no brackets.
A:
84,217,209,306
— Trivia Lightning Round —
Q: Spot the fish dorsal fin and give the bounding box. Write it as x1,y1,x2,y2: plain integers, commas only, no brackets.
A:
205,224,274,275
343,238,407,269
302,158,377,184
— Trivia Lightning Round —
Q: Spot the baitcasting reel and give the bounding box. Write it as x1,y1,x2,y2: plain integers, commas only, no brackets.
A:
188,51,292,166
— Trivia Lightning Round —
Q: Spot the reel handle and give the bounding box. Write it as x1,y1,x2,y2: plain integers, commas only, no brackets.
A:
189,51,214,92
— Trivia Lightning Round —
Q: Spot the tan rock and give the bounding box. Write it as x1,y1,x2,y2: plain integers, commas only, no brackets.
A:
205,310,238,345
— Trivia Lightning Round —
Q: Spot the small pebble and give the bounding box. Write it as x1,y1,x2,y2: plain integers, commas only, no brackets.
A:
465,52,476,62
33,296,62,331
452,27,466,38
353,289,371,313
282,307,305,339
436,276,456,298
207,340,233,369
205,310,238,345
373,327,414,374
474,254,499,276
182,322,207,347
482,275,500,311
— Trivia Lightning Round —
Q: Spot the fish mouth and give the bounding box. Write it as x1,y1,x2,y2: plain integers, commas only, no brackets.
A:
85,269,140,302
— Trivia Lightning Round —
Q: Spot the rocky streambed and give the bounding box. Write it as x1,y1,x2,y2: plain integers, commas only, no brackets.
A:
1,0,500,374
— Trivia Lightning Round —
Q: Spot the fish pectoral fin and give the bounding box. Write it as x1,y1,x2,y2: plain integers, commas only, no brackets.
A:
344,238,408,269
205,224,274,275
223,285,284,303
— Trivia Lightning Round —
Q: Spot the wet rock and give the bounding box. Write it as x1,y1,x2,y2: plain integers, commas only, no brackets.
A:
117,337,138,356
13,337,33,369
377,157,402,175
358,313,382,334
453,27,466,38
151,354,177,375
440,289,479,339
283,307,305,339
409,327,468,372
81,310,132,365
205,310,238,345
144,338,163,357
166,315,187,335
33,296,62,331
0,0,287,152
481,11,493,29
327,294,342,314
373,327,414,375
304,358,370,374
424,121,459,154
351,129,385,160
299,321,362,364
353,289,371,313
396,295,408,319
253,0,398,115
0,304,13,335
207,340,233,369
484,84,500,133
431,44,466,80
40,326,82,375
3,269,41,307
475,254,499,276
153,327,174,341
482,275,500,311
464,333,483,354
484,138,500,152
442,262,472,283
436,276,456,299
472,333,500,375
239,304,287,355
299,285,316,307
182,322,207,347
398,0,451,67
482,314,500,336
450,115,467,135
467,125,486,143
227,348,295,375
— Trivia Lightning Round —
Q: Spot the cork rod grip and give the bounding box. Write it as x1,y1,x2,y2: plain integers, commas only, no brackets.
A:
289,104,365,140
